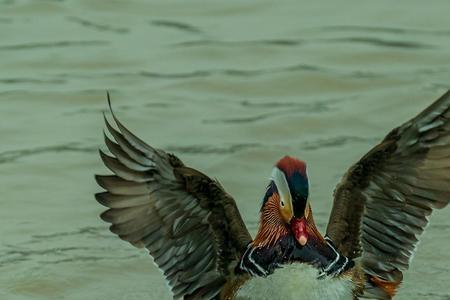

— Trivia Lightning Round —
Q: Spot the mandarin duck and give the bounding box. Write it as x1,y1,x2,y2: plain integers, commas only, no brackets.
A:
96,91,450,300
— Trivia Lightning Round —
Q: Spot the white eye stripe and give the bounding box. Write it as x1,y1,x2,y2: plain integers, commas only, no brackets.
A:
270,167,292,206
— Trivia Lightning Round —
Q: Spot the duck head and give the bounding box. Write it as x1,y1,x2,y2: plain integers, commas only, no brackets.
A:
253,156,323,248
245,156,352,279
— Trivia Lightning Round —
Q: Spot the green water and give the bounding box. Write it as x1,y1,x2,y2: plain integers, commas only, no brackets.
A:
1,1,450,299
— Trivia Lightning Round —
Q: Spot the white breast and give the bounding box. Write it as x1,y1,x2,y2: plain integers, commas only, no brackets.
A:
236,264,354,300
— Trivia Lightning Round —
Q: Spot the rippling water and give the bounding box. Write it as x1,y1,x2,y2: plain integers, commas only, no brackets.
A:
1,1,450,299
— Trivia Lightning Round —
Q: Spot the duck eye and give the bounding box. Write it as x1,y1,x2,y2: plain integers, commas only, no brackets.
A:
280,200,285,207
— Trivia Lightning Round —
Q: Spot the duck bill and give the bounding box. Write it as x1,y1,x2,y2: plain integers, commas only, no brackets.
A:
291,217,309,246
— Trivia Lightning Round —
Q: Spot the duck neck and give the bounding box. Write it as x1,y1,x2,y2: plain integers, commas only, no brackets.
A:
292,205,354,278
290,233,354,278
252,193,289,248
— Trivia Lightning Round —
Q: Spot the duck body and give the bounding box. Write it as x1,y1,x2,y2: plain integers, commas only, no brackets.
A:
235,214,361,300
237,264,354,300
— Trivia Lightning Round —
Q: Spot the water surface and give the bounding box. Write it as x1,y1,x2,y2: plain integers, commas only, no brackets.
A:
1,1,450,299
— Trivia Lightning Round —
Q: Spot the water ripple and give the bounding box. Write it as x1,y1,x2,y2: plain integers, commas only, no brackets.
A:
328,36,434,49
136,63,327,80
67,16,129,34
0,143,97,164
167,143,261,154
0,244,137,267
318,25,450,36
55,63,449,83
301,136,379,151
31,226,108,241
0,40,109,51
203,110,288,124
0,78,66,85
63,102,170,116
0,226,142,268
151,20,204,35
139,70,210,79
175,36,432,50
0,246,91,267
160,135,374,155
44,254,140,265
203,99,337,124
240,97,341,110
414,292,450,300
175,38,304,48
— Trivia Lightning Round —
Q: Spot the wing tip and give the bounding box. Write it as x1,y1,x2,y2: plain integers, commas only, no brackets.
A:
98,149,114,173
106,90,112,111
105,91,118,126
99,148,112,166
95,191,110,207
105,90,122,129
95,174,109,190
106,90,122,126
102,112,109,128
100,209,113,223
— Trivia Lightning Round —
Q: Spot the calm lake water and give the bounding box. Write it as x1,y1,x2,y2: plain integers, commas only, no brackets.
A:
1,1,450,299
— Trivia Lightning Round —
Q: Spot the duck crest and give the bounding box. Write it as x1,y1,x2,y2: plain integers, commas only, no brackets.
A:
276,155,307,177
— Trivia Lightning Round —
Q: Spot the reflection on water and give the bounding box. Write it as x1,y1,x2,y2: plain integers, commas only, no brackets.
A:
1,0,450,299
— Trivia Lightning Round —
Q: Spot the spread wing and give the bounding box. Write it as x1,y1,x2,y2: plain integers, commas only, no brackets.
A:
326,90,450,299
95,94,251,300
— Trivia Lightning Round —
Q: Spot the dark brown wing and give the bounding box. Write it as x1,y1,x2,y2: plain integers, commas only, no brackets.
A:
326,90,450,298
95,94,251,300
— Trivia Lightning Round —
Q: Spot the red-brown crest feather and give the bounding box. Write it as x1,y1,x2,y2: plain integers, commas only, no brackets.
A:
276,155,307,177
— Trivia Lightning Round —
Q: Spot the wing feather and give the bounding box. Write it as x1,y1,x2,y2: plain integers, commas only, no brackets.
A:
95,94,251,300
326,90,450,298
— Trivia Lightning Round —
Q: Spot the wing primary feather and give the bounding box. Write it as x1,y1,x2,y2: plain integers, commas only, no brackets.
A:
99,150,153,182
103,132,153,172
96,92,252,300
107,94,158,155
103,113,155,167
326,90,450,298
95,192,150,208
95,175,151,195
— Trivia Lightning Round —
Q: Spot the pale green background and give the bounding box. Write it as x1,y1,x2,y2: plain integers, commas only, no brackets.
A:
0,0,449,299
